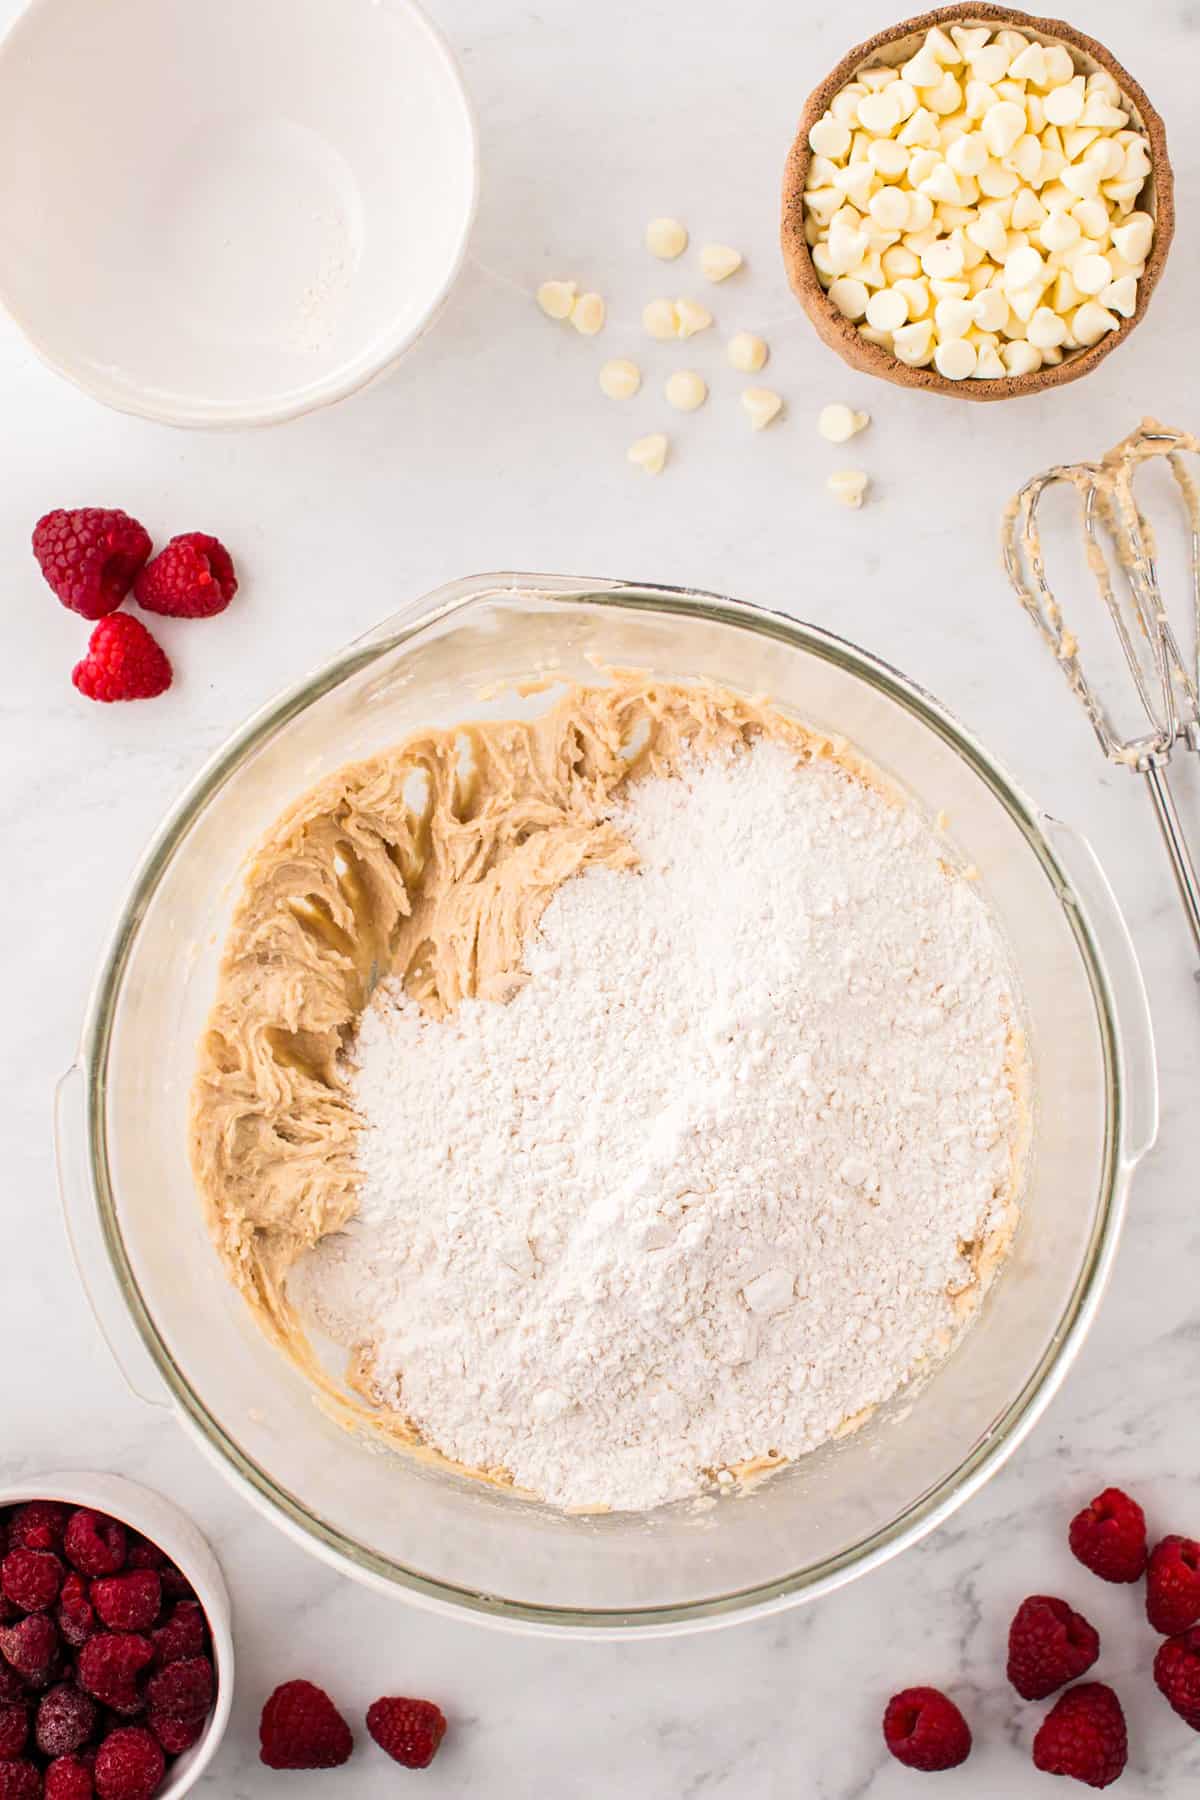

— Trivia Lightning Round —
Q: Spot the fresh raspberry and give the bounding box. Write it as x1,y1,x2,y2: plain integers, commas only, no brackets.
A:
2,1549,65,1613
71,615,172,705
1069,1487,1148,1584
90,1575,160,1636
45,1758,95,1800
32,509,152,620
0,1615,61,1688
0,1762,41,1800
7,1505,70,1554
144,1658,212,1723
121,1544,163,1577
134,534,237,620
93,1726,164,1800
1007,1595,1101,1701
258,1680,353,1770
154,1568,192,1606
63,1516,126,1581
149,1603,205,1670
57,1576,98,1651
77,1637,153,1716
36,1684,98,1757
1153,1628,1200,1730
1146,1535,1200,1636
147,1711,204,1756
0,1658,27,1704
1033,1683,1128,1788
366,1695,447,1769
882,1686,972,1772
0,1699,28,1757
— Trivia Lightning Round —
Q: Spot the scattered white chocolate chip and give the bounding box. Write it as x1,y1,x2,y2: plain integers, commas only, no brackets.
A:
675,297,713,338
643,298,679,339
818,403,869,443
570,291,606,335
537,279,577,320
627,432,669,475
827,468,870,508
598,358,642,400
741,387,783,430
665,369,708,412
645,217,688,260
700,242,743,282
727,331,768,372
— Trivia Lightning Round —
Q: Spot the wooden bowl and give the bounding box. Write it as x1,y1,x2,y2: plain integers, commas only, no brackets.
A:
781,3,1174,400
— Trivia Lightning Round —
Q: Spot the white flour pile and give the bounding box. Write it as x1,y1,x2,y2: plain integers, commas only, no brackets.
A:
293,738,1023,1511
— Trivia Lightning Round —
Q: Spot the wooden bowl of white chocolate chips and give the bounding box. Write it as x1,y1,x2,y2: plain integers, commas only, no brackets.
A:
781,4,1173,397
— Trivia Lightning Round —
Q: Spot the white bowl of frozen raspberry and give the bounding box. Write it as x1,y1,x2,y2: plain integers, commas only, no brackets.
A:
0,0,478,428
0,1473,232,1800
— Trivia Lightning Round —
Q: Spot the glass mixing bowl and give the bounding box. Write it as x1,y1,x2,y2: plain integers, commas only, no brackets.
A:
56,575,1158,1637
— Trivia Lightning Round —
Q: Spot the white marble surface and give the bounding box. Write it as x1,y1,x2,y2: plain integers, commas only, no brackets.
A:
2,0,1199,1792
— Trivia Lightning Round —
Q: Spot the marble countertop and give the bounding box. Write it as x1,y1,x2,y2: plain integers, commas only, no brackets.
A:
2,0,1199,1792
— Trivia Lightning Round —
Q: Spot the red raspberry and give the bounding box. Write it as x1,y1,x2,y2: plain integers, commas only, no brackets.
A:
45,1759,95,1800
259,1680,353,1770
36,1683,98,1758
147,1711,204,1756
1033,1683,1128,1788
71,615,172,705
1146,1535,1200,1636
0,1699,28,1757
93,1726,164,1800
135,533,237,620
121,1544,163,1576
366,1695,447,1769
63,1516,126,1581
149,1603,205,1670
2,1549,65,1613
0,1658,29,1704
7,1505,70,1554
1007,1594,1101,1701
32,509,152,620
90,1575,160,1636
77,1636,153,1716
0,1615,61,1688
154,1568,192,1606
57,1576,98,1651
1069,1487,1148,1584
0,1762,41,1800
882,1686,972,1772
1154,1628,1200,1730
144,1658,212,1723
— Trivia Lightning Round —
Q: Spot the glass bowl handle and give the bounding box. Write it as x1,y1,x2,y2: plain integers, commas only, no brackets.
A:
54,1066,171,1410
1043,817,1159,1170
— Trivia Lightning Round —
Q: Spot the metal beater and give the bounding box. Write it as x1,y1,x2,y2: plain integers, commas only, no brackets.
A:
1003,419,1200,962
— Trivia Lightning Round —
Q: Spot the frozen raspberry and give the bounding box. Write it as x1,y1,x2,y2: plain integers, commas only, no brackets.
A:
1146,1535,1200,1636
1033,1683,1127,1788
1007,1595,1101,1701
2,1549,65,1613
6,1504,69,1554
135,533,237,620
93,1726,164,1800
33,509,152,619
149,1603,205,1670
882,1686,971,1772
63,1516,126,1582
121,1544,163,1577
366,1695,447,1769
259,1680,353,1770
45,1758,95,1800
1154,1628,1200,1730
144,1658,212,1723
71,615,172,705
77,1637,153,1716
57,1576,98,1652
0,1699,28,1757
90,1575,160,1636
0,1659,27,1704
0,1762,41,1800
147,1711,203,1756
0,1615,61,1688
36,1683,98,1758
1069,1487,1147,1584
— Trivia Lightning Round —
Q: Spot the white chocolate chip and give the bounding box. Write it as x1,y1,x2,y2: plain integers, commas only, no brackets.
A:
1072,299,1120,345
893,317,934,364
818,403,869,443
741,387,783,430
934,337,977,379
643,298,678,339
827,468,870,507
665,369,707,412
645,217,688,260
598,359,641,400
674,297,713,338
828,276,869,320
627,433,669,475
1001,338,1043,375
726,331,768,372
809,116,852,159
1072,251,1113,296
537,279,577,320
699,243,743,282
570,291,606,335
865,288,908,332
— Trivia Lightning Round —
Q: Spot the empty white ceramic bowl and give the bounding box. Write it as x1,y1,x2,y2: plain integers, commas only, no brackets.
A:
0,0,478,427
